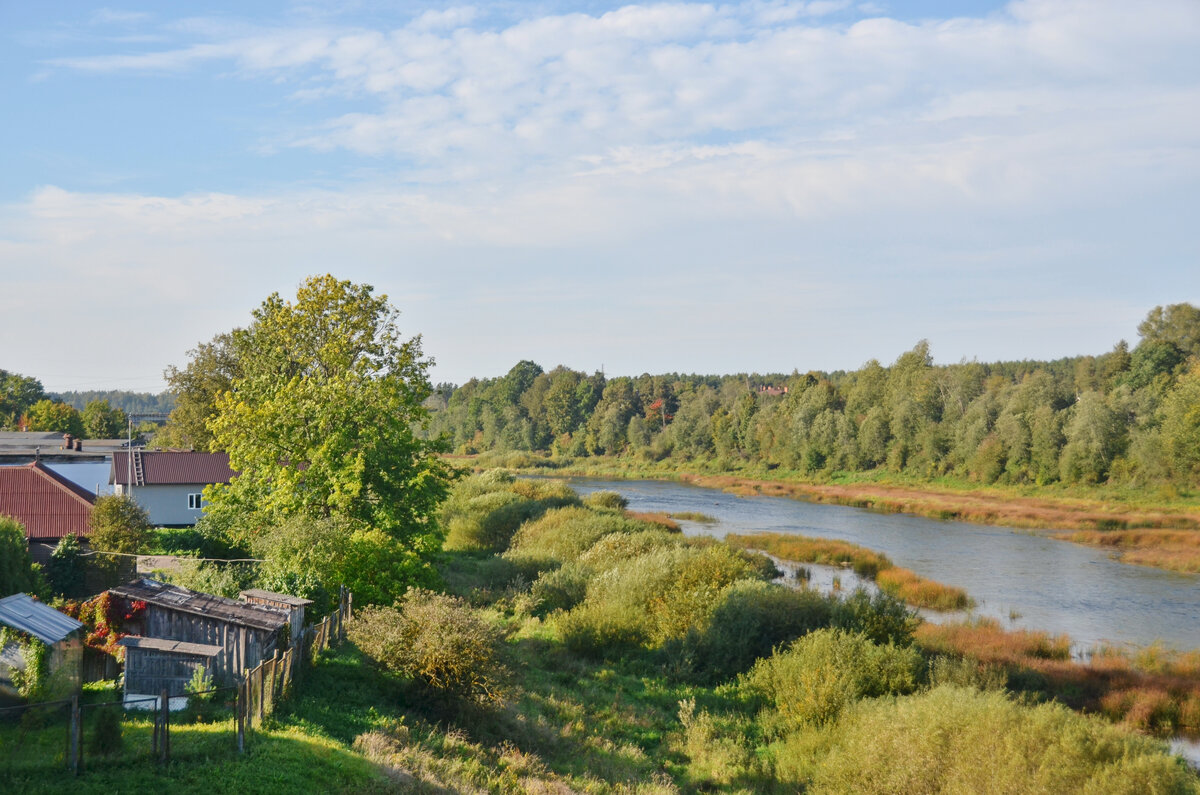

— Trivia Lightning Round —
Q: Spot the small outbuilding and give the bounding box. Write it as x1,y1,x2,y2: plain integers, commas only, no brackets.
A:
117,635,223,707
0,593,84,700
108,579,290,682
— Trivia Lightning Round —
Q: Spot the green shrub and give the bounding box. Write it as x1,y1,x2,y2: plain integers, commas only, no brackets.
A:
89,706,123,756
46,534,86,597
743,628,923,728
556,599,647,657
831,588,919,647
441,473,581,552
529,562,591,616
505,506,650,567
809,686,1197,794
348,589,506,703
577,530,683,570
686,580,834,681
927,654,1007,691
583,490,628,510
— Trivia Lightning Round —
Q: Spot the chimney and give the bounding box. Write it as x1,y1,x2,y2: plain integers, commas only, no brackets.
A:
74,439,82,451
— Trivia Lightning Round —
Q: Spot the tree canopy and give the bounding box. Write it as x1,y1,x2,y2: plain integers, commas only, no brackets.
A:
204,275,454,561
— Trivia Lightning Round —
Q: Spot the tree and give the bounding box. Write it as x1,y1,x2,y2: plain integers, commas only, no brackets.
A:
0,369,45,429
24,399,84,436
159,332,241,451
0,517,50,597
1161,363,1200,482
89,495,152,554
82,400,127,439
206,275,454,554
1137,303,1200,360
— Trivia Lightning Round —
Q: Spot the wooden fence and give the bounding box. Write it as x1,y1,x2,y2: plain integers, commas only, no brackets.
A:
240,586,351,729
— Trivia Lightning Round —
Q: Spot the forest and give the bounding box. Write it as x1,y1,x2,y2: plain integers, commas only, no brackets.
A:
425,303,1200,490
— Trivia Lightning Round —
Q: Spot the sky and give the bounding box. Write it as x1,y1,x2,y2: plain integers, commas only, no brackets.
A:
1,0,1197,393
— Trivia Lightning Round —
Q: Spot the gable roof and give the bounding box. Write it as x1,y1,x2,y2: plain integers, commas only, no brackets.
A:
111,451,235,487
0,462,95,540
0,593,84,645
109,579,289,633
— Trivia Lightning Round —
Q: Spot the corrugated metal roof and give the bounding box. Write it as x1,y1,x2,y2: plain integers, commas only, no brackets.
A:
111,451,235,487
110,579,289,633
0,593,84,645
0,462,95,540
118,635,223,657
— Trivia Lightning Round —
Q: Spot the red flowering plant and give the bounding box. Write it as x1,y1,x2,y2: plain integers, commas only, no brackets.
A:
59,592,146,662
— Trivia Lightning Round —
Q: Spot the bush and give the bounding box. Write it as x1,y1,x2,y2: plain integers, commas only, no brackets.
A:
583,491,628,510
505,506,653,567
556,600,648,657
89,706,123,755
577,530,683,570
46,534,86,597
89,495,153,554
831,588,919,647
810,686,1197,794
686,580,834,681
743,628,923,728
927,654,1007,691
348,589,506,703
529,562,591,616
441,473,581,552
0,516,51,598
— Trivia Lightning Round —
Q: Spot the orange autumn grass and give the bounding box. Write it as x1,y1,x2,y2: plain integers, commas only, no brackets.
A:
725,532,972,611
625,511,681,531
918,618,1200,733
1064,530,1200,574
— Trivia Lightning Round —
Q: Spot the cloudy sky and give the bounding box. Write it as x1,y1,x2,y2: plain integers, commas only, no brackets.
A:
1,0,1197,393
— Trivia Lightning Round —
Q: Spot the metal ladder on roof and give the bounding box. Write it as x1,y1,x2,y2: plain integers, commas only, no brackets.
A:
131,448,145,487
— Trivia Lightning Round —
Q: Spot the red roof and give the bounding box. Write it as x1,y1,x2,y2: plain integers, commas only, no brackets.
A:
111,451,235,487
0,463,95,540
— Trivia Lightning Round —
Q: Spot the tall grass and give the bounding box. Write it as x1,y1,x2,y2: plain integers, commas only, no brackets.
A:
727,531,972,611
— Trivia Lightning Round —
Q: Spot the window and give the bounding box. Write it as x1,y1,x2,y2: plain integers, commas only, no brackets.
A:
188,493,203,510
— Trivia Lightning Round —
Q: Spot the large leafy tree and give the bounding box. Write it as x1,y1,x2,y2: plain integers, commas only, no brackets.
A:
157,331,241,451
206,275,454,558
1,369,45,429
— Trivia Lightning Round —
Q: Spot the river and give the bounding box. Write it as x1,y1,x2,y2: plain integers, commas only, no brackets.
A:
565,477,1200,654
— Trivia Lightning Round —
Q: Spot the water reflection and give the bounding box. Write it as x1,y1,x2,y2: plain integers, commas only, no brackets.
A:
567,477,1200,652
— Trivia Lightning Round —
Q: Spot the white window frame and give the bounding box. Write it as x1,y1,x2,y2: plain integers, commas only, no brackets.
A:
188,492,203,510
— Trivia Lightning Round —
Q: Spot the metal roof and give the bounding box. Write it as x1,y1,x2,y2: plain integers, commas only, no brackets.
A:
118,635,223,657
0,462,95,540
111,451,235,487
0,593,84,645
109,579,289,633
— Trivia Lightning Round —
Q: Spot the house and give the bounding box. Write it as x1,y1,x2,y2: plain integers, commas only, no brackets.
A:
110,450,235,526
108,578,290,686
0,593,84,700
0,461,95,563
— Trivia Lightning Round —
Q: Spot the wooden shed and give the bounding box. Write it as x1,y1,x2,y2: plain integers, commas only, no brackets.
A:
108,579,289,683
117,635,222,706
239,589,313,647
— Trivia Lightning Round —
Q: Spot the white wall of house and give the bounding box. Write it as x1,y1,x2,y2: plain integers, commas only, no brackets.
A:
117,484,206,527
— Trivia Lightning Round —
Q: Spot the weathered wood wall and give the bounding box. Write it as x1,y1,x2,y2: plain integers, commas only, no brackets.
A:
123,647,214,697
143,606,278,681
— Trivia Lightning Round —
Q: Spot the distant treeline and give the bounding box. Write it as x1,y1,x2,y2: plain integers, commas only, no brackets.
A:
51,390,176,416
426,303,1200,487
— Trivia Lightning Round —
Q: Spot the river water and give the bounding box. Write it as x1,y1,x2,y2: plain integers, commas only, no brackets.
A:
566,477,1200,654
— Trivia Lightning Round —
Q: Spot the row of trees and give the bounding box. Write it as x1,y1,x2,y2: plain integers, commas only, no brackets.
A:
425,303,1200,487
0,368,131,439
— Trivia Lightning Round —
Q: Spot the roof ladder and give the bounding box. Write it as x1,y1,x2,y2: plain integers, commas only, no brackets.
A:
131,448,145,487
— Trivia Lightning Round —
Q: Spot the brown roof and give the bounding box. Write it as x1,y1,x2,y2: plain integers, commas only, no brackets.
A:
109,578,289,633
111,451,236,487
0,462,95,540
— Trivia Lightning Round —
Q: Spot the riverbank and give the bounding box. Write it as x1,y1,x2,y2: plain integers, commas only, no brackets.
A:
461,454,1200,574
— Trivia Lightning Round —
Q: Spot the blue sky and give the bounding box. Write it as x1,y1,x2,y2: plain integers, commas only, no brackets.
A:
1,0,1197,393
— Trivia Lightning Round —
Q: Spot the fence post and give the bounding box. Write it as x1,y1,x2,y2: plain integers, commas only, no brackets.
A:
236,680,245,753
256,662,265,722
269,651,278,715
68,696,80,776
160,688,170,764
